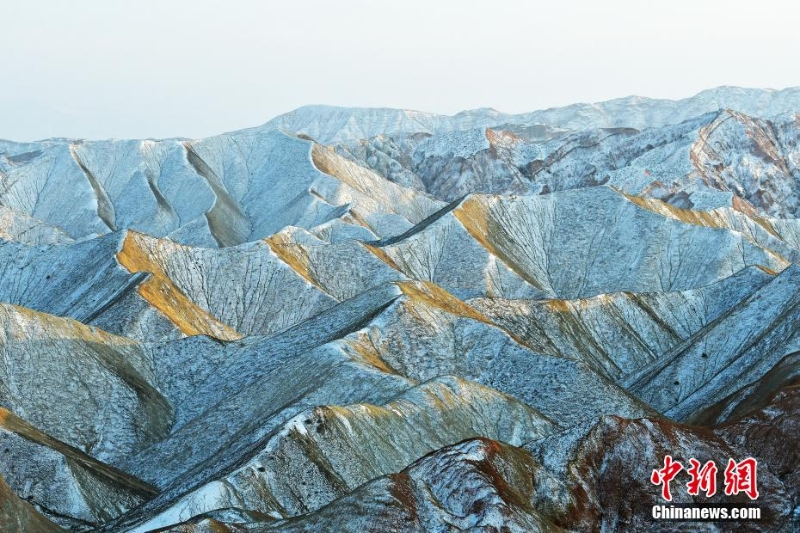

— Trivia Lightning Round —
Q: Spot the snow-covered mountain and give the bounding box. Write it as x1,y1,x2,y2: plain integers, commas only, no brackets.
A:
259,86,800,143
0,87,798,532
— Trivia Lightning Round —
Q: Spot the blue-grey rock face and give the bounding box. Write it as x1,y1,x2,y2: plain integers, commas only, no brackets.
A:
0,87,798,532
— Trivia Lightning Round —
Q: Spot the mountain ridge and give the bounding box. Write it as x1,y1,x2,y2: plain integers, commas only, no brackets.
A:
1,86,799,531
2,85,797,144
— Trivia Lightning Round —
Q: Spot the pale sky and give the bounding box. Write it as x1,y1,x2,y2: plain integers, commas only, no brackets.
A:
2,0,799,141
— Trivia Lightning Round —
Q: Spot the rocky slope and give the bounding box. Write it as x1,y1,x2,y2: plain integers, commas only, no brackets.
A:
335,108,800,214
0,87,798,532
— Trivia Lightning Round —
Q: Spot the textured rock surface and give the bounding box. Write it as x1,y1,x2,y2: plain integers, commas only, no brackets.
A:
471,266,774,379
0,473,64,533
334,106,800,222
0,304,172,465
1,87,799,532
626,264,800,421
123,378,557,532
0,132,442,246
0,206,73,245
0,408,155,530
525,412,796,531
369,188,786,299
158,439,568,533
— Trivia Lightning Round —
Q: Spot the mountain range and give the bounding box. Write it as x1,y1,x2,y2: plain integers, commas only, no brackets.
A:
0,86,798,532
